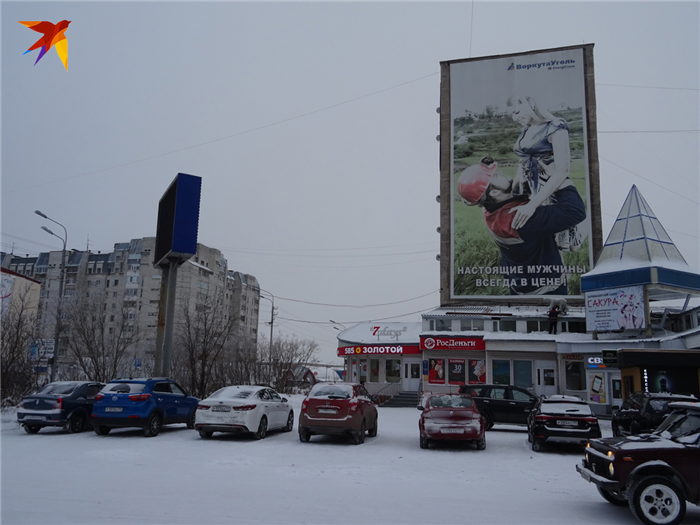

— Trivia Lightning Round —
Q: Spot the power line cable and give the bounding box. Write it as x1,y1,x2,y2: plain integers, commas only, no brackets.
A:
274,289,438,308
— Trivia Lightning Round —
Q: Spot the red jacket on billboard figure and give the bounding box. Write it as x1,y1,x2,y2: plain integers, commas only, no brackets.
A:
458,156,586,295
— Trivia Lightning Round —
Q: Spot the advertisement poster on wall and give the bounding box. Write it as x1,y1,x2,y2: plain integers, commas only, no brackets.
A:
589,372,606,404
447,45,594,299
448,359,466,385
585,285,645,332
468,359,486,384
428,358,445,385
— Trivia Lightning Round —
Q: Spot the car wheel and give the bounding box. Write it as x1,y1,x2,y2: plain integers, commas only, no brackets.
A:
353,420,366,445
23,425,40,434
198,430,213,439
283,411,294,432
482,412,493,430
532,440,542,452
368,416,378,438
419,434,429,449
611,422,620,437
94,425,111,435
186,410,196,430
476,435,486,450
68,413,86,434
628,476,686,525
254,416,267,440
597,486,628,506
299,428,311,443
143,413,162,437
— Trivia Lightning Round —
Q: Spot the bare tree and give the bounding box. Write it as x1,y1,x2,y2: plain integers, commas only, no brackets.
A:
173,288,236,399
1,284,43,403
259,334,319,393
62,286,141,382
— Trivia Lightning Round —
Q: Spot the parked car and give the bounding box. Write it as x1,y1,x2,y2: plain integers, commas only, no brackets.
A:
195,385,294,439
91,378,199,437
459,384,537,428
577,401,700,525
17,381,105,434
612,391,698,437
417,393,485,450
527,395,601,452
298,382,378,444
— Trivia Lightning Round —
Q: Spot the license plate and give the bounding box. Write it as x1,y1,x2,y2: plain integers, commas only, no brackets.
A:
557,420,577,426
105,407,123,413
318,408,337,414
24,415,45,421
441,428,464,434
212,406,231,412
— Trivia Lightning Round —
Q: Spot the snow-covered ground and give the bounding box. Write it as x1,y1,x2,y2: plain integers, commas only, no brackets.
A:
2,395,700,525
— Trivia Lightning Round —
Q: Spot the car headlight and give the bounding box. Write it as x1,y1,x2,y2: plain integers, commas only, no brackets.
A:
607,450,615,461
609,462,614,476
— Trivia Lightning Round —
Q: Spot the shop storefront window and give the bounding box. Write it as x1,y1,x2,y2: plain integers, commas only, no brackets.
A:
436,319,451,331
492,360,510,384
513,360,532,388
500,320,516,332
359,359,367,383
369,359,379,383
566,361,584,390
386,359,401,383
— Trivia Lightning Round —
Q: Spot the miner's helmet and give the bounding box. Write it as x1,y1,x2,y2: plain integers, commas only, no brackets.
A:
457,156,498,205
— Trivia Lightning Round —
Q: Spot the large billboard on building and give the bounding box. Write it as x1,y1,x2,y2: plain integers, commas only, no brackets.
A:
439,44,602,306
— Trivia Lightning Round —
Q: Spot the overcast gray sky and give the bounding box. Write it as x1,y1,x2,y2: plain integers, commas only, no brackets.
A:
2,1,699,364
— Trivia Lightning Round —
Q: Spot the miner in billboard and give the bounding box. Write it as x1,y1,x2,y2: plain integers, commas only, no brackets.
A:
457,155,585,295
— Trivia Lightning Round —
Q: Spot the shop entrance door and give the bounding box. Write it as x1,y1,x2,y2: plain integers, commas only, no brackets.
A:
535,360,557,397
402,358,422,392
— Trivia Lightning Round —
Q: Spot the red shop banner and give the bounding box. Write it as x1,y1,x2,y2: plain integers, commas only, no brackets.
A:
337,344,421,357
420,336,485,351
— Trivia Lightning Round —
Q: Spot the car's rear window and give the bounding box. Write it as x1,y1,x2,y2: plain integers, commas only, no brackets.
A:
430,395,473,408
211,387,253,399
541,401,592,415
101,382,146,394
310,384,353,399
36,382,81,395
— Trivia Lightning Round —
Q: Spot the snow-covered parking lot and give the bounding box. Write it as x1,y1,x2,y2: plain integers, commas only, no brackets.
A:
3,395,700,525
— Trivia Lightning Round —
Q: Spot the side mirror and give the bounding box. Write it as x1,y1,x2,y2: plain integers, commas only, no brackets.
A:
612,405,619,412
282,397,288,403
370,395,378,403
417,406,424,411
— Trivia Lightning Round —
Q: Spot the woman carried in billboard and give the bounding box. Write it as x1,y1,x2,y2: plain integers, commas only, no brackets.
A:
506,94,583,252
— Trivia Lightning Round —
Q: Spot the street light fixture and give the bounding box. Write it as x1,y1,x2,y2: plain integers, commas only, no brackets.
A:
255,287,276,364
36,210,67,383
330,319,346,331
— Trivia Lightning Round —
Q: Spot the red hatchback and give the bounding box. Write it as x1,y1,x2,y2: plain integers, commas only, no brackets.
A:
418,393,486,450
298,382,378,444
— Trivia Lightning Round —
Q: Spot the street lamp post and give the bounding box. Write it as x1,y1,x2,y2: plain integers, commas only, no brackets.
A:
36,210,67,383
257,289,276,363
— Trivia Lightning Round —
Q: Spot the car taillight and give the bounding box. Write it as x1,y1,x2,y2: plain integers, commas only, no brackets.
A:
197,404,210,410
18,398,24,408
349,399,358,412
95,394,104,401
233,405,256,411
52,398,63,410
584,417,598,424
128,394,151,402
535,415,551,422
301,400,308,413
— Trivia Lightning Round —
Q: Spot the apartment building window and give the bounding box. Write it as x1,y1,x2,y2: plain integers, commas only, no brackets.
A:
110,315,115,322
125,289,138,296
435,319,451,331
112,292,118,298
499,320,517,332
526,321,548,333
114,279,119,286
460,319,484,331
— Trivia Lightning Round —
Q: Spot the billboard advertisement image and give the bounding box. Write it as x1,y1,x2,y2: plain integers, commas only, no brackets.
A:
585,285,646,332
442,45,597,301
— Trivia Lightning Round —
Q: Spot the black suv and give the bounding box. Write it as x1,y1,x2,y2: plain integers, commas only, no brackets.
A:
612,392,698,437
458,384,537,429
527,395,601,452
17,381,105,434
577,401,700,525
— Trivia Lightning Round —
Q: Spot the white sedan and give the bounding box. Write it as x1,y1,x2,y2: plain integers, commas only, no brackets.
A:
194,385,294,439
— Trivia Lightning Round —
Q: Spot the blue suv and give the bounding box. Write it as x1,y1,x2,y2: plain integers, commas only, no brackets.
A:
91,378,199,437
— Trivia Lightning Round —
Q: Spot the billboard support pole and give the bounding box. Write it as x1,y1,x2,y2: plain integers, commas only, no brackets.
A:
153,264,169,376
161,259,179,377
